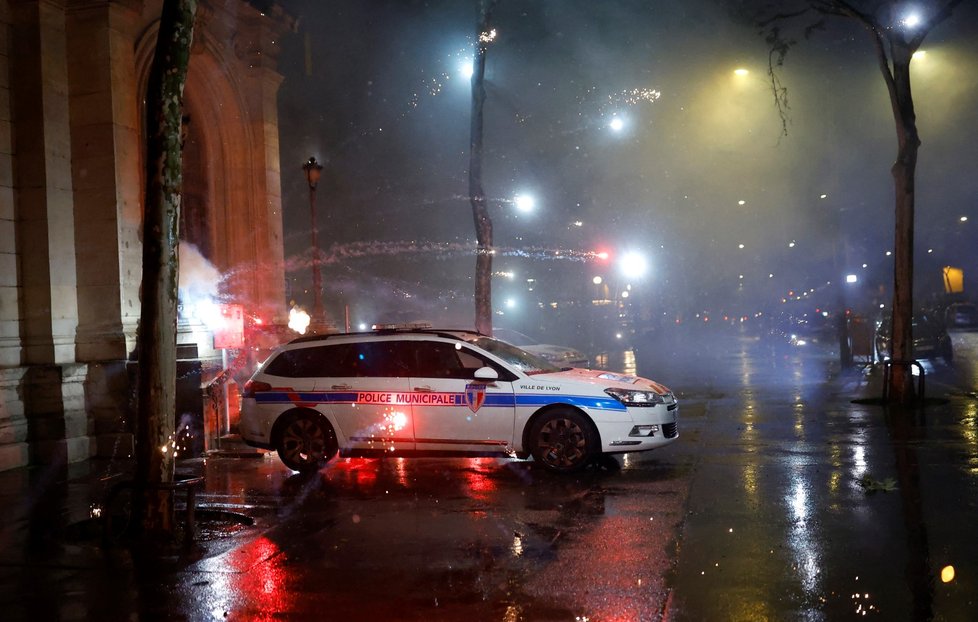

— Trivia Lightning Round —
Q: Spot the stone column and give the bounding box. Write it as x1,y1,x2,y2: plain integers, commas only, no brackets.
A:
10,0,91,466
1,3,31,470
0,2,20,370
11,0,79,365
65,0,141,457
67,0,142,362
240,5,289,326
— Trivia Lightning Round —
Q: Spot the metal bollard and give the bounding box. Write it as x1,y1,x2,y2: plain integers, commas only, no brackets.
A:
881,359,925,401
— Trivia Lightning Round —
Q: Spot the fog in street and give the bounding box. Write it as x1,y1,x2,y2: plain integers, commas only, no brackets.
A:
264,0,978,363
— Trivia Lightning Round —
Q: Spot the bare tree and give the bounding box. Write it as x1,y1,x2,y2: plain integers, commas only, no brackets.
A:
758,0,964,404
134,0,198,537
469,0,499,336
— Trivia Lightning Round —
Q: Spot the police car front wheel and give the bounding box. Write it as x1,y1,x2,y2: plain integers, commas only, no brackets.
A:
529,409,597,473
276,411,338,473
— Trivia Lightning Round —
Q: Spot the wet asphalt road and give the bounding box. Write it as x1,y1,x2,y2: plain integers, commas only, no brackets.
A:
660,326,978,621
2,325,978,621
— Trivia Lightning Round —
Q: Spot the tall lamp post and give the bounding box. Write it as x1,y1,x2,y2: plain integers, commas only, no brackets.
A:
302,156,325,326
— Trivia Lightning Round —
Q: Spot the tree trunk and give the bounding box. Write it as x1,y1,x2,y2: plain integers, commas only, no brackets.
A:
469,0,498,336
134,0,198,538
885,44,919,404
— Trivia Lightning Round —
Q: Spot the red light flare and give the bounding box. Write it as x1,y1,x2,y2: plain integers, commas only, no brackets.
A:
462,457,499,502
326,457,380,489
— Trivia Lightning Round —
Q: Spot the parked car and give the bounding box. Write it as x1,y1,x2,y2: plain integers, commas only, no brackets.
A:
874,313,953,363
492,327,590,368
944,302,978,329
241,326,678,473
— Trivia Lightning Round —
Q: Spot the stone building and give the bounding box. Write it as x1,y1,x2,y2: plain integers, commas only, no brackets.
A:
0,0,293,471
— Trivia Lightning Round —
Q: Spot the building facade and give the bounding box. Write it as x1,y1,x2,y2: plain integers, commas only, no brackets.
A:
0,0,292,471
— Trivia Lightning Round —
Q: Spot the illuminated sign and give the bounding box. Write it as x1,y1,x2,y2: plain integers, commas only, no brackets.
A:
214,304,245,349
943,266,964,294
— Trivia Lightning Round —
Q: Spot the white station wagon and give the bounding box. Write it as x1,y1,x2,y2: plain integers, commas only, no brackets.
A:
240,327,679,473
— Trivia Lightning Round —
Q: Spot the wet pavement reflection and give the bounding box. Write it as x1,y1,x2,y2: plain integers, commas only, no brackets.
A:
654,325,978,621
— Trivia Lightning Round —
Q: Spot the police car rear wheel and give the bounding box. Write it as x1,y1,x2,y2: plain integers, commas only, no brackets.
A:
277,412,337,473
529,409,596,472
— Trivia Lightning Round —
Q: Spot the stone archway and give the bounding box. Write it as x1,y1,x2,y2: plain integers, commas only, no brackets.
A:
134,9,287,325
132,6,291,448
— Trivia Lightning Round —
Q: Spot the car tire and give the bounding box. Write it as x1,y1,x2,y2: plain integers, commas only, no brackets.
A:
276,410,338,473
528,408,597,473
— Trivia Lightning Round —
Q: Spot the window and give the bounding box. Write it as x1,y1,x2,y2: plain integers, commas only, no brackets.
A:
265,342,411,378
340,341,412,377
406,340,517,381
410,341,465,378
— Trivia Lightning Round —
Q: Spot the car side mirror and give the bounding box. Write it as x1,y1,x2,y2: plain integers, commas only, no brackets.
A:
473,366,498,381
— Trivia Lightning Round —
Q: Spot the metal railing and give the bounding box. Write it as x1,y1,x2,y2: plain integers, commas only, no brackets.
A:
102,475,205,544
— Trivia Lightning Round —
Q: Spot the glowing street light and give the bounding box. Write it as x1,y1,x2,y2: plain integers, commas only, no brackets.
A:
733,68,749,76
458,58,474,79
514,193,535,213
608,116,625,132
901,12,921,29
619,251,648,280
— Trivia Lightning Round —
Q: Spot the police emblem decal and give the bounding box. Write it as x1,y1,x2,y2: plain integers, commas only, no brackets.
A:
464,383,486,413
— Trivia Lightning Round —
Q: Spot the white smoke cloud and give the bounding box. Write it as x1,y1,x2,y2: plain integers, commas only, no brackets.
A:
178,243,224,329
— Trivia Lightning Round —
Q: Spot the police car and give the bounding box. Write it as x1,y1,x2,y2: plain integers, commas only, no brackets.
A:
240,326,679,473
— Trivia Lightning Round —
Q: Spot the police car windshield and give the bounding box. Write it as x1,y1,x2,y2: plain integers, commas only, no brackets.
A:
467,336,562,375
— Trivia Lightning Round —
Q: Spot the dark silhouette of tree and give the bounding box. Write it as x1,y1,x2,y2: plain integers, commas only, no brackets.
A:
469,0,499,336
134,0,198,537
757,0,964,404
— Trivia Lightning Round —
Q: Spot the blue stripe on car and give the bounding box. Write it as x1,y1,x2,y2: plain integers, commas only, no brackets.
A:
254,391,626,412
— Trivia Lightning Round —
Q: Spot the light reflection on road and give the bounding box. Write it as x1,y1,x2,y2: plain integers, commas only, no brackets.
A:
785,467,820,597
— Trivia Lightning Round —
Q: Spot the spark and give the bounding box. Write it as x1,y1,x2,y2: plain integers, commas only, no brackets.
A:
609,87,661,106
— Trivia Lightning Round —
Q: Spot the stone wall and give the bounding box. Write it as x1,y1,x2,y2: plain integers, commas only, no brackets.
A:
0,0,291,472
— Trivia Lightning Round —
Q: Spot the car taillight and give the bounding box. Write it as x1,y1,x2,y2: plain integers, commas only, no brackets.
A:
243,380,272,398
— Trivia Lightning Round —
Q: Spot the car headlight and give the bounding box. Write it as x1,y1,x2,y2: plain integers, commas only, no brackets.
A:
604,387,666,406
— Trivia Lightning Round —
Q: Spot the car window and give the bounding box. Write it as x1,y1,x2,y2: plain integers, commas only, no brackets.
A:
464,336,561,374
402,341,510,380
265,341,412,378
409,341,466,378
342,341,412,377
264,345,340,377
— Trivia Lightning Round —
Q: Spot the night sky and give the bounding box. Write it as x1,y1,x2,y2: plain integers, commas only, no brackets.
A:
272,0,978,335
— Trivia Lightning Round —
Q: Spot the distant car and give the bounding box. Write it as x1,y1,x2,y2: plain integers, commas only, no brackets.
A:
944,302,978,328
874,313,953,363
240,326,678,473
492,327,590,368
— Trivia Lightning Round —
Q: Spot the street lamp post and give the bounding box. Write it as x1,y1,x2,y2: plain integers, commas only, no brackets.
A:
302,156,325,326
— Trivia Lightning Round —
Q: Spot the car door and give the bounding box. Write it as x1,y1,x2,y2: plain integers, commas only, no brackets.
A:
316,340,415,453
407,340,517,454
